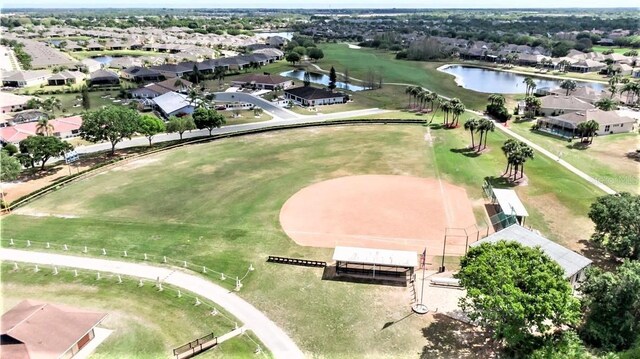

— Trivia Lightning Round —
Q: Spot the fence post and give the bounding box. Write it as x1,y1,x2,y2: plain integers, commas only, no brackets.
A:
220,273,226,280
34,264,39,273
158,283,163,291
123,250,127,257
13,262,18,270
177,290,182,298
74,269,78,277
96,272,101,280
26,240,31,247
84,246,88,253
9,238,14,246
183,261,187,268
102,248,106,256
144,253,148,261
117,275,122,284
53,266,58,275
195,297,201,306
64,244,68,251
163,256,167,263
249,264,255,271
138,279,144,287
202,266,207,273
235,277,242,291
46,242,50,249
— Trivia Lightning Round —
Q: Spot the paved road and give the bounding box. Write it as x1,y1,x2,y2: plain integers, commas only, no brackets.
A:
214,92,299,119
74,107,390,155
0,248,305,359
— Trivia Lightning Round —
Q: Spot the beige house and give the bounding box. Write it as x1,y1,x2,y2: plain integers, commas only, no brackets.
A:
533,95,595,116
537,108,636,138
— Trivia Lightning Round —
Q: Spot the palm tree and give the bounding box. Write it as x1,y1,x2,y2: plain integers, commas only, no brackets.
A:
560,79,577,96
41,97,62,118
440,100,453,126
35,118,55,136
417,90,428,110
450,100,465,128
464,118,479,149
621,82,638,105
577,120,600,144
594,98,617,111
516,143,534,179
426,92,438,112
524,96,541,119
404,86,415,108
523,77,536,96
480,119,495,150
608,75,622,99
501,139,519,176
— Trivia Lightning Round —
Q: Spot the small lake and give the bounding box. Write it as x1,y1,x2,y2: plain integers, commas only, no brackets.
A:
256,31,294,40
280,70,366,92
92,56,113,65
439,65,606,94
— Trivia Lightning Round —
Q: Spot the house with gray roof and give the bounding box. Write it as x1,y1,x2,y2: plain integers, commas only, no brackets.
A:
48,70,86,85
2,70,50,87
152,91,194,118
470,224,592,287
121,66,164,82
537,108,636,138
536,95,595,116
149,63,192,78
90,69,119,86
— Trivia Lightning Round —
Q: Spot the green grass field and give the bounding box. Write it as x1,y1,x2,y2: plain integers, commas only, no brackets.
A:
508,121,640,195
591,46,636,54
1,122,605,357
0,264,268,359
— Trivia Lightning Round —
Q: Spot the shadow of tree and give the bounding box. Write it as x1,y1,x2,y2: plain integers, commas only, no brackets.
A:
484,176,518,188
566,142,590,150
577,239,619,272
625,151,640,162
450,148,480,158
420,313,497,359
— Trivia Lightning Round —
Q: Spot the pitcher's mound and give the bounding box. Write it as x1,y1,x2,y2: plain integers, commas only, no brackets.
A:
279,175,477,253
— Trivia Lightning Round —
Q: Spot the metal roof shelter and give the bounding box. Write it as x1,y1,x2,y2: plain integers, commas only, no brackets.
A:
492,188,529,218
332,246,417,285
470,224,592,285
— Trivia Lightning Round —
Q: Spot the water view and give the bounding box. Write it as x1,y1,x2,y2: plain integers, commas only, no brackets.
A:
439,65,606,94
92,56,113,65
280,70,366,91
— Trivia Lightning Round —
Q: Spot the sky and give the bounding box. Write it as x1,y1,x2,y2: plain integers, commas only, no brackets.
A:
2,0,636,9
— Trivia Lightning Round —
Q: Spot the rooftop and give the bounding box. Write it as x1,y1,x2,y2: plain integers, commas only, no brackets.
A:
470,224,592,278
333,246,418,267
285,86,345,100
152,91,192,115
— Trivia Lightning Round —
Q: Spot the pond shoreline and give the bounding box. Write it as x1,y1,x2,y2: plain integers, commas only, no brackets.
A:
438,62,609,85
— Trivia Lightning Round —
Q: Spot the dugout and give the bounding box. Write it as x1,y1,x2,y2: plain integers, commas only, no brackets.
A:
332,246,417,284
489,188,529,226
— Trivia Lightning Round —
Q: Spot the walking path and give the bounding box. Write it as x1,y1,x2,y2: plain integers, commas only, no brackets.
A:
0,248,305,359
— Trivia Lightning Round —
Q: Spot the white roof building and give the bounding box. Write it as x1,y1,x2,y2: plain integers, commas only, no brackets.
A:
151,91,194,118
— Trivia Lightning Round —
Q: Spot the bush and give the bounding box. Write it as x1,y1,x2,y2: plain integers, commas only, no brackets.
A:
486,103,512,122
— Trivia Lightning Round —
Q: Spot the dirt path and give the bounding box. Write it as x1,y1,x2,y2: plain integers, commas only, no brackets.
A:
0,249,305,359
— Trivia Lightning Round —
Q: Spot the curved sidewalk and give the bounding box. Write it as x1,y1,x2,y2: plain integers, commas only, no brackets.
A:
0,248,305,359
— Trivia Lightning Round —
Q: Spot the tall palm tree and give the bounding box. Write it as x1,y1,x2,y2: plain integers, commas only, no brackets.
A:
523,77,535,96
594,98,617,111
524,96,541,119
450,100,466,128
577,120,600,144
621,82,638,105
464,118,479,149
501,139,519,176
608,75,622,99
42,97,62,118
404,86,415,108
426,92,438,112
440,100,453,126
480,119,495,150
417,90,428,110
516,143,534,179
35,118,55,136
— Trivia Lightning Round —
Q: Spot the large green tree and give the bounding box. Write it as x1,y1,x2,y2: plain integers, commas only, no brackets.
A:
0,151,21,181
19,135,73,170
137,114,166,146
580,261,640,351
307,47,324,62
80,106,140,155
588,193,640,260
456,240,580,353
166,115,196,140
285,52,300,65
192,107,226,136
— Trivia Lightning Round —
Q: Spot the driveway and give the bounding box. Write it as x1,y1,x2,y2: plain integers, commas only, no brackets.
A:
213,92,299,119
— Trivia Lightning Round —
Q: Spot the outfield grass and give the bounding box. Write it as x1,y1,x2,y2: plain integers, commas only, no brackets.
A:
1,122,605,356
0,264,269,359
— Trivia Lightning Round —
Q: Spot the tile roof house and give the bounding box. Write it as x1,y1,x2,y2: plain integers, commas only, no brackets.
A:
89,69,120,86
1,299,107,359
80,58,103,73
285,86,348,106
0,115,83,144
536,95,596,116
149,63,192,78
0,92,34,114
548,86,606,104
470,224,592,286
569,59,607,73
121,66,164,82
537,108,636,138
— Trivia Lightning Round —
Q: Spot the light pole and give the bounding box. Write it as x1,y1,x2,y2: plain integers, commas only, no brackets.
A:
412,248,428,314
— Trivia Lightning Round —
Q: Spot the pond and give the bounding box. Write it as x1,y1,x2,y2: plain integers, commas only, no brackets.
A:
92,56,113,65
255,31,294,40
280,70,366,92
439,65,606,94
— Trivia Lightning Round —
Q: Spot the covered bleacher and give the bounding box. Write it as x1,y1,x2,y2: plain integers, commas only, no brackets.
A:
332,246,417,285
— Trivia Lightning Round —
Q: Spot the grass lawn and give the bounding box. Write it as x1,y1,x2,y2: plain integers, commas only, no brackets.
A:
508,120,640,194
1,122,605,356
315,43,492,110
0,264,269,359
591,46,636,54
31,90,125,117
69,49,165,60
222,109,273,125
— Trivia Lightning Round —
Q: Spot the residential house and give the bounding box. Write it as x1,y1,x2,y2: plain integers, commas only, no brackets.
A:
1,299,107,359
569,59,607,73
548,86,605,104
152,91,195,118
536,95,595,116
0,115,83,144
149,63,192,78
612,63,633,76
85,40,104,51
0,92,34,113
537,108,636,138
121,66,164,82
470,224,592,287
90,69,120,86
1,70,50,87
48,70,86,85
108,57,142,70
285,86,348,106
231,73,294,90
80,58,103,73
252,48,285,61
